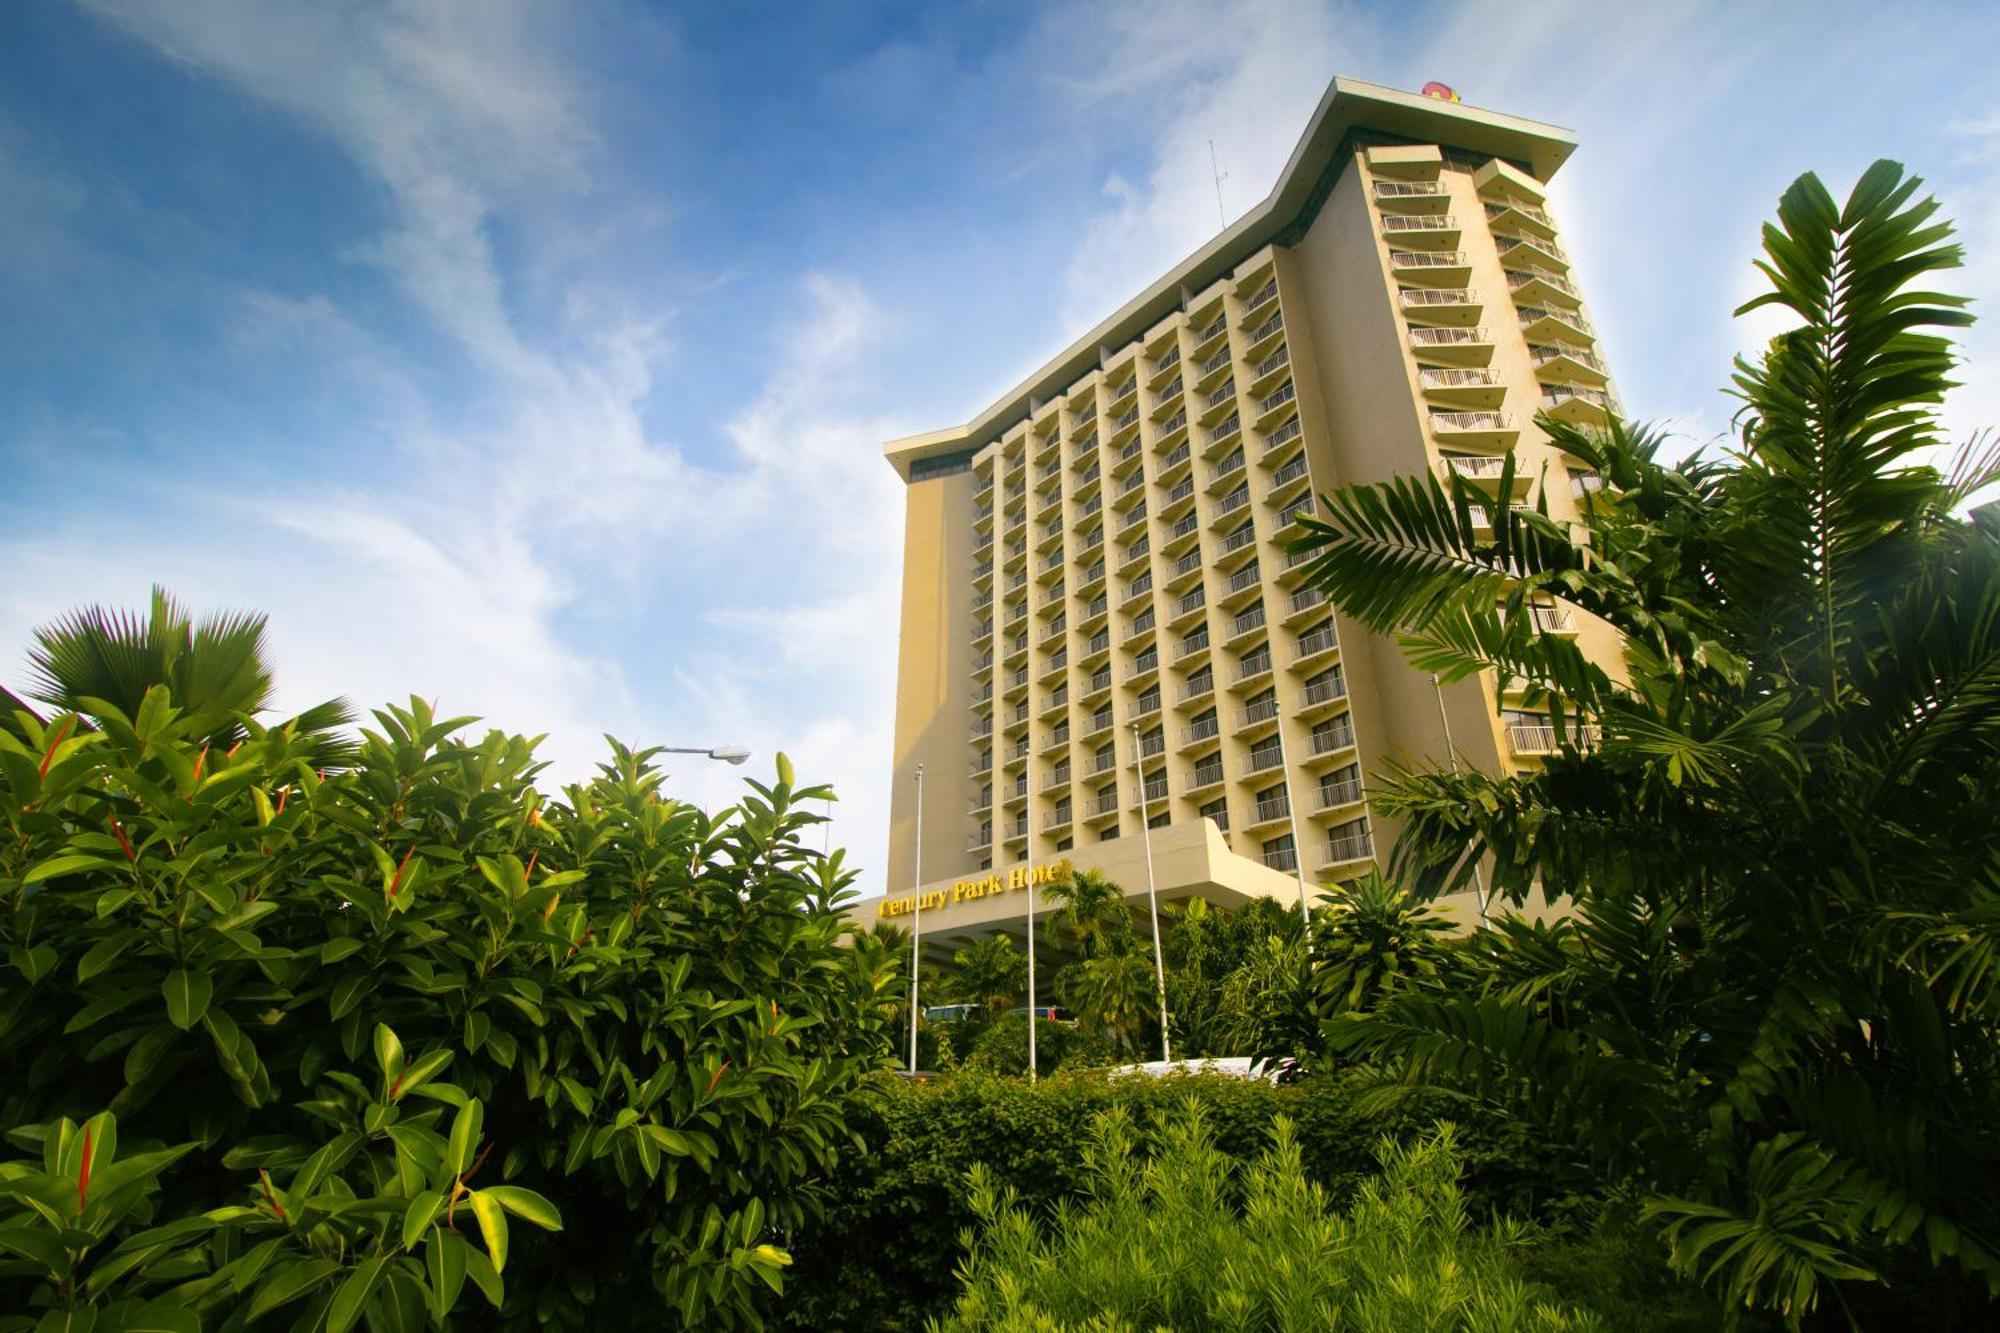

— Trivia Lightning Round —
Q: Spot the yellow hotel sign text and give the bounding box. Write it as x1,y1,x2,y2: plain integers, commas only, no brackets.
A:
878,858,1074,919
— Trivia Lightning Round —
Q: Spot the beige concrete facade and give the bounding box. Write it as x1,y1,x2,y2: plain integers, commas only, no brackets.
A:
867,78,1619,943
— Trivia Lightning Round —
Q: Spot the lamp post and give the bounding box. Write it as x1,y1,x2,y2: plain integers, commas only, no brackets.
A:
1132,721,1171,1064
659,745,752,765
1430,674,1490,923
909,765,924,1074
1024,736,1038,1082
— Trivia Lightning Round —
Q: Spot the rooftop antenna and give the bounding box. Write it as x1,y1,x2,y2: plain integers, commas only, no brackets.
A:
1208,139,1229,229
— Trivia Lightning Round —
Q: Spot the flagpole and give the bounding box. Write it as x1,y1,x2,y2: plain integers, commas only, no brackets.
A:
908,765,924,1073
1024,735,1038,1081
1133,721,1171,1064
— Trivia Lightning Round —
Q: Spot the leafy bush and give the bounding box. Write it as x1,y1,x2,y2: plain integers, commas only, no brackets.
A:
0,691,897,1329
1300,160,2000,1323
963,1012,1114,1076
937,1104,1595,1331
779,1069,1711,1331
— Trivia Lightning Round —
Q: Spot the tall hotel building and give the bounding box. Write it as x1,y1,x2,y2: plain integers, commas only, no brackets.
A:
872,78,1619,943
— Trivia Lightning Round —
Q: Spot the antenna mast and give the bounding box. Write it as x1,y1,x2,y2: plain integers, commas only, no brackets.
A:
1208,139,1229,229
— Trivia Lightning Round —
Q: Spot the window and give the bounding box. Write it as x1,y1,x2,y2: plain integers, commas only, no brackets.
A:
1137,683,1162,714
1100,826,1121,842
1132,607,1156,634
1192,753,1225,788
1055,837,1073,852
1189,708,1219,742
1262,833,1298,872
909,448,976,482
1248,734,1282,771
1097,782,1117,809
1095,742,1116,773
1255,783,1289,822
1051,759,1071,784
1199,797,1229,832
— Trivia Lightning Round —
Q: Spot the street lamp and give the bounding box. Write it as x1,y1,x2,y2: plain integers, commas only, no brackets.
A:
661,745,751,765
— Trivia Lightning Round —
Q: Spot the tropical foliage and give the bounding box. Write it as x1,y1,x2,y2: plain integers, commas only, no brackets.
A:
0,669,898,1329
937,1103,1598,1331
1295,160,2000,1324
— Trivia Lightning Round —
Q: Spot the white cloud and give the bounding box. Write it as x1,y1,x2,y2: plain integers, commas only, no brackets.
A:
28,1,915,885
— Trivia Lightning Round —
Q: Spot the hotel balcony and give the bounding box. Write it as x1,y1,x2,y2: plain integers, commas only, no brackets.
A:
1391,249,1472,288
1210,487,1254,531
1150,377,1186,418
1530,343,1610,387
1159,477,1199,523
1291,623,1339,667
1112,435,1146,478
1485,200,1558,242
1185,763,1226,796
1259,415,1303,462
1507,721,1602,757
1398,287,1482,327
1417,366,1506,410
1126,651,1161,688
1371,179,1451,214
1241,793,1293,835
1037,688,1069,721
1224,648,1272,688
1167,588,1208,630
1282,585,1327,626
1168,676,1216,704
1116,534,1151,575
1162,511,1203,556
1312,777,1365,815
1320,827,1376,869
1541,383,1615,427
1083,794,1121,827
1253,380,1298,433
1276,545,1317,586
1173,633,1212,668
1518,305,1596,345
1508,267,1583,307
1429,410,1519,450
1243,312,1286,360
967,830,993,854
1164,547,1205,592
1236,279,1277,329
1043,808,1074,833
1219,561,1265,611
1191,312,1231,358
1147,345,1182,390
1438,451,1529,499
1079,629,1113,669
1528,604,1578,636
1249,344,1291,396
1193,343,1235,392
1296,676,1350,720
1302,719,1358,767
1268,455,1312,506
1157,439,1194,486
1237,695,1282,736
1001,820,1027,847
1499,233,1570,273
1408,325,1495,367
1155,406,1190,451
1378,212,1460,250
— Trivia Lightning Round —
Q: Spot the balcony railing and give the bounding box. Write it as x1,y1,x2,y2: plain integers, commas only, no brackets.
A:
1246,312,1283,344
1326,829,1375,863
1442,453,1507,480
1175,634,1211,662
1263,417,1302,451
1210,454,1247,486
1207,413,1242,448
1311,720,1357,755
1410,326,1490,348
1392,249,1466,270
1263,844,1299,873
1543,385,1613,411
1226,563,1262,596
1432,410,1513,432
1301,676,1347,708
1400,288,1476,308
1419,366,1502,390
1374,180,1446,200
1294,626,1338,659
1217,488,1252,519
1316,778,1363,810
1183,715,1221,744
1221,523,1257,556
1509,267,1581,300
1259,380,1296,416
1236,652,1273,682
1381,212,1457,233
1271,456,1309,489
1240,696,1280,728
1530,344,1608,374
1242,278,1277,310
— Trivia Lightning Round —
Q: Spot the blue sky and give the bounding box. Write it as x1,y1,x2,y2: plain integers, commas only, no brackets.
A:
4,0,1998,890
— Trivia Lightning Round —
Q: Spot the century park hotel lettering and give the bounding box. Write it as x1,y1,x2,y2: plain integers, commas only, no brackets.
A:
877,859,1074,919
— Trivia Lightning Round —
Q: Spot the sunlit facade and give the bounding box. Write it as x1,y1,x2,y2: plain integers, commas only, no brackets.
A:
870,77,1618,946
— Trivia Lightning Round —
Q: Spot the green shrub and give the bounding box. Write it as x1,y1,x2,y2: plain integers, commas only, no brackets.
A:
778,1068,1708,1330
0,692,898,1329
963,1012,1115,1075
936,1103,1597,1331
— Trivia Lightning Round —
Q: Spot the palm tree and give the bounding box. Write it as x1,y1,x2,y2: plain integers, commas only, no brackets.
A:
1045,867,1131,958
1295,161,2000,1323
947,935,1027,1016
13,586,351,753
1067,947,1156,1057
1308,871,1457,1019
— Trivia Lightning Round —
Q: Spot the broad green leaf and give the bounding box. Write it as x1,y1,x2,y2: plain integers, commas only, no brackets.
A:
160,969,212,1031
401,1190,442,1250
468,1190,509,1273
482,1185,562,1231
246,1258,342,1321
426,1227,468,1319
325,1254,389,1333
446,1100,483,1179
373,1023,405,1087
